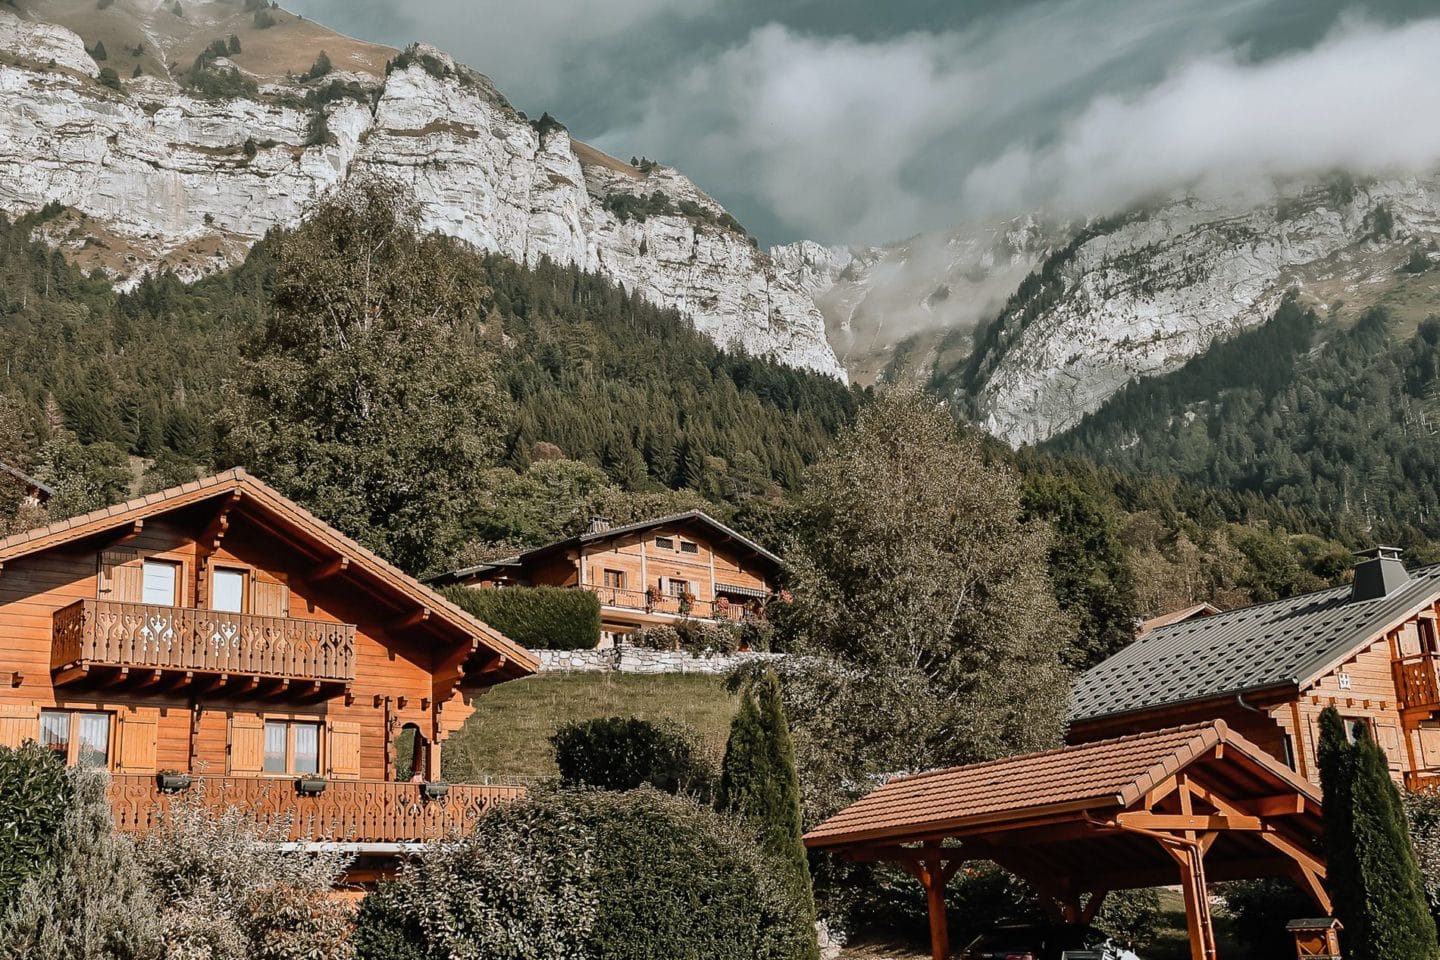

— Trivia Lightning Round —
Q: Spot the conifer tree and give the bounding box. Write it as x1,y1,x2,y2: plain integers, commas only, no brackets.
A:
718,672,818,960
1318,706,1439,960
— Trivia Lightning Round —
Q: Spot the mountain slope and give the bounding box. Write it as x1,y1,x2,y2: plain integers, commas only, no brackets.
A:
0,0,844,379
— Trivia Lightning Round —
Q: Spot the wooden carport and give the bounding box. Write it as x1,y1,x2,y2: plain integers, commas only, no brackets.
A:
804,721,1328,960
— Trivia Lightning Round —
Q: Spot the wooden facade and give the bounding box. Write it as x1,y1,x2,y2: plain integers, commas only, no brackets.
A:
1070,552,1440,794
435,512,779,645
0,470,536,851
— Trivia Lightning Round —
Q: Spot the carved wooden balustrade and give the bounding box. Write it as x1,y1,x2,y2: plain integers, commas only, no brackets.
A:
53,599,356,685
107,775,526,843
583,584,764,622
1394,653,1440,710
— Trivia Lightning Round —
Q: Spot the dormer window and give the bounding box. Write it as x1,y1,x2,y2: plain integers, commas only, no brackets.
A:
655,537,675,550
680,541,698,554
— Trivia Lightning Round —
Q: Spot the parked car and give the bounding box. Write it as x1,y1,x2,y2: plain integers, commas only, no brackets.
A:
958,924,1132,960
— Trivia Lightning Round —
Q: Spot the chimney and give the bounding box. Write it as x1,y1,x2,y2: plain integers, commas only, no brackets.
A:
1351,546,1409,602
586,516,612,535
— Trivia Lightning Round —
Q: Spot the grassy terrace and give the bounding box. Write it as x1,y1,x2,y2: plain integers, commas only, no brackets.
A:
445,672,739,782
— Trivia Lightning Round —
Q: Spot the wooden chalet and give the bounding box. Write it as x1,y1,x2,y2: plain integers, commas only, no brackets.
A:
0,460,54,507
0,469,537,869
806,721,1327,960
432,511,780,645
1137,601,1220,637
1071,547,1440,791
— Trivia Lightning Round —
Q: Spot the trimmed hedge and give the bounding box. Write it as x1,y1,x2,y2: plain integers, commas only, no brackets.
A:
353,787,814,960
442,584,600,651
551,716,713,798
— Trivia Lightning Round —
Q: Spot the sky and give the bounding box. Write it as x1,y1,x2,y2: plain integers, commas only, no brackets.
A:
288,0,1440,247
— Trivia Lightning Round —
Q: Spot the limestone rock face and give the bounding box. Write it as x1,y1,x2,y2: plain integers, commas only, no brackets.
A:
0,13,844,380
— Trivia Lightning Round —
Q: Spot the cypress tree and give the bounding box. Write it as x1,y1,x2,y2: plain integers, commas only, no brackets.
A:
1318,706,1439,960
717,672,818,960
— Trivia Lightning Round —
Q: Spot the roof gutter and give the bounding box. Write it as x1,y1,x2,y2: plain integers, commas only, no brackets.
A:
1070,679,1296,728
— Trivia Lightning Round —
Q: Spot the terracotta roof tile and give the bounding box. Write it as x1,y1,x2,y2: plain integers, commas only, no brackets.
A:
805,722,1228,847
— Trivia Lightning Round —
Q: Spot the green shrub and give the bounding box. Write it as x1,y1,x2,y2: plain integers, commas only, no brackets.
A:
631,617,772,654
442,584,600,651
550,716,713,798
97,67,121,90
1221,879,1315,958
356,788,812,960
0,742,70,909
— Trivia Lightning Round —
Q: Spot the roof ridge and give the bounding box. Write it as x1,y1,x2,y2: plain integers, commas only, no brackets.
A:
887,721,1222,786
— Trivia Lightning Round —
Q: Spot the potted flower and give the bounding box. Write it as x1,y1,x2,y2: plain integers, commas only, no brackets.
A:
295,775,327,796
678,589,695,616
423,781,451,800
644,585,659,612
156,770,192,793
714,596,730,621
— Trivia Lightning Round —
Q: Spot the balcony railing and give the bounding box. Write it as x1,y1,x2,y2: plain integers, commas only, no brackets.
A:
107,775,524,843
583,584,762,622
1394,653,1440,711
53,599,356,684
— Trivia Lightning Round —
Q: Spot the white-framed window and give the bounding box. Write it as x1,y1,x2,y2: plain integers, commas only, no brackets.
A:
263,719,322,775
142,560,180,606
39,710,112,768
212,568,246,613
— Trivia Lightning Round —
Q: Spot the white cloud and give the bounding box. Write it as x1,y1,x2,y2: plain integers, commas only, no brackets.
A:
965,16,1440,217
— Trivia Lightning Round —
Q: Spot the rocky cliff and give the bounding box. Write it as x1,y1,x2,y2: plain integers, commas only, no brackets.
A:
783,178,1440,443
0,2,844,379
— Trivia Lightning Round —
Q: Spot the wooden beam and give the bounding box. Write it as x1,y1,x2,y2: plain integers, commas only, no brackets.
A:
1252,794,1306,817
1114,812,1263,832
1081,890,1109,926
1173,843,1218,960
308,556,350,582
388,607,431,632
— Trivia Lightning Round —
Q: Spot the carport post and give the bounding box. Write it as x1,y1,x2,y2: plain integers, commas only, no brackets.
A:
922,851,949,960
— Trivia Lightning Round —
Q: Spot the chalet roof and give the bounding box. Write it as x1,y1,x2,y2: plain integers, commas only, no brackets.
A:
0,469,537,679
804,719,1319,849
0,460,54,498
1137,601,1220,636
431,509,781,585
1071,563,1440,724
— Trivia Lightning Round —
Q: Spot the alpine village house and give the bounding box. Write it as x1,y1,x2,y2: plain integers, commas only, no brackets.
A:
1070,547,1440,790
0,469,537,881
431,511,781,646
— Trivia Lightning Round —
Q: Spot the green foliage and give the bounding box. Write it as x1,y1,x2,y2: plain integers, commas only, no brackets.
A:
1020,470,1138,668
227,34,241,55
359,789,809,960
1221,879,1315,958
0,770,162,959
303,111,333,146
253,8,275,28
603,190,676,223
96,67,120,90
1367,203,1396,241
384,45,469,86
549,716,713,798
90,40,107,61
631,617,771,655
220,178,505,573
242,137,257,160
182,45,258,99
441,584,600,651
717,673,818,959
1320,706,1439,960
777,389,1072,821
0,742,70,911
303,51,331,81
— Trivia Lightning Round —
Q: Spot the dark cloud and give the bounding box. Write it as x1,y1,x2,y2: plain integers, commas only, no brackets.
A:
288,0,1440,245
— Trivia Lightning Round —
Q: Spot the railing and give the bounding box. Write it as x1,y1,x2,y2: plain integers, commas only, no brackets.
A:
1406,769,1440,793
582,584,761,622
107,775,525,843
1394,653,1440,710
53,599,356,683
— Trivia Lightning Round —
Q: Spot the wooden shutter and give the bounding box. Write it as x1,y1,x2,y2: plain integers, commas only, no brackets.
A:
327,720,362,779
99,549,144,602
0,704,39,748
228,714,266,775
115,709,159,774
252,577,290,619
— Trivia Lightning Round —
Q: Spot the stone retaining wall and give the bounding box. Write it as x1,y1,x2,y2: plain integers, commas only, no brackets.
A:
536,645,787,675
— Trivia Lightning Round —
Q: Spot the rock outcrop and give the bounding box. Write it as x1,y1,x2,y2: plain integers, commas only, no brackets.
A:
0,7,844,379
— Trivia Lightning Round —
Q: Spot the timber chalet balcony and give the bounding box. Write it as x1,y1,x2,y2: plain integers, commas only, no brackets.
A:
583,584,766,622
51,599,356,696
107,774,525,844
1394,652,1440,712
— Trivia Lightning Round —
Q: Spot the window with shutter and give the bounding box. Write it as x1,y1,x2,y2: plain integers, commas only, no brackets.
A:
115,710,159,774
328,721,362,779
0,703,39,748
228,715,266,775
98,549,145,602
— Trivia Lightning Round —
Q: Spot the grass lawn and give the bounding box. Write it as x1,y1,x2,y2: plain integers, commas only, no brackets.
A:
443,672,739,782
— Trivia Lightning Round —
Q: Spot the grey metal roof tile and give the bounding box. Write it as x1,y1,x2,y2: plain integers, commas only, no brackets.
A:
1070,564,1440,722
